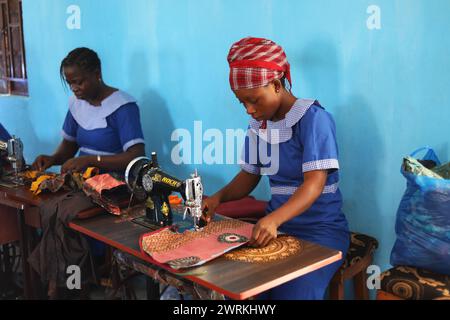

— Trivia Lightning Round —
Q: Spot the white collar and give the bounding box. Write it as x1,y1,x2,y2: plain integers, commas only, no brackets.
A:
248,98,318,144
69,90,137,130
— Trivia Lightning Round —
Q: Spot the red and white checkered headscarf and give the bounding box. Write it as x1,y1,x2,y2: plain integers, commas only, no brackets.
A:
227,37,292,91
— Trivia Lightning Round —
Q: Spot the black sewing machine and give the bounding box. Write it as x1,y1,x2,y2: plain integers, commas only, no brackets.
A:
125,152,205,230
0,135,25,186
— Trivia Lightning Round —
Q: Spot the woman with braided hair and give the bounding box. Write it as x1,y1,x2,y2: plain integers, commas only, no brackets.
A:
29,48,146,299
32,47,145,174
202,37,350,300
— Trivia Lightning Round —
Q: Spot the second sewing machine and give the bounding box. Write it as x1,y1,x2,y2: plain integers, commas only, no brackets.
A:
125,152,206,231
0,135,25,186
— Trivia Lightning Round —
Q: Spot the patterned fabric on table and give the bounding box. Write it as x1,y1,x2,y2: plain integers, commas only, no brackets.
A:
380,266,450,300
341,232,379,269
83,173,128,215
29,167,99,195
223,235,302,263
140,219,254,269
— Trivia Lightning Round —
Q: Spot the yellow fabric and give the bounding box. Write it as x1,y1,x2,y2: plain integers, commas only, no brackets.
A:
83,167,98,180
30,175,53,195
20,170,40,180
28,167,98,196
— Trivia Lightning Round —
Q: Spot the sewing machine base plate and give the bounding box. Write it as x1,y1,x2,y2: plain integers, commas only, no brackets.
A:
132,216,167,231
0,175,25,188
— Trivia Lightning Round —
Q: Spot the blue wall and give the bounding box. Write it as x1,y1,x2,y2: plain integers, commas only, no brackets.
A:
1,0,450,297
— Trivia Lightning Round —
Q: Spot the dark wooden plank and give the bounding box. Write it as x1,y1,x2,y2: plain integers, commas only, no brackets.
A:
0,185,342,300
0,204,19,244
70,213,342,300
0,185,67,207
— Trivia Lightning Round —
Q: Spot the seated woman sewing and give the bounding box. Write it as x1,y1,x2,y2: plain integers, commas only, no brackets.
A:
29,48,146,299
0,122,19,250
32,47,145,174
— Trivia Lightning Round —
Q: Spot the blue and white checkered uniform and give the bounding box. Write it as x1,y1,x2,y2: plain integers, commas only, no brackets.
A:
241,99,350,300
62,90,145,158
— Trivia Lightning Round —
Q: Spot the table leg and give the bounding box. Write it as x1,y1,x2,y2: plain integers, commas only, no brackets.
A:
1,243,20,299
146,277,160,300
16,207,32,299
0,244,5,298
28,227,45,299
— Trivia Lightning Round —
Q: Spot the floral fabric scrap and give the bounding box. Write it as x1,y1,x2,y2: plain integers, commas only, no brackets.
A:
29,167,99,195
83,173,128,215
140,219,254,269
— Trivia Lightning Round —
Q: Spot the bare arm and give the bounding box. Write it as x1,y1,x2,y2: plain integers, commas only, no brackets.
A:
89,143,146,171
61,143,145,173
32,139,79,171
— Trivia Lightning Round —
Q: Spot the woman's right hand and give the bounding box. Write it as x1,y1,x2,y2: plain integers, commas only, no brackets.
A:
201,194,222,223
32,155,55,172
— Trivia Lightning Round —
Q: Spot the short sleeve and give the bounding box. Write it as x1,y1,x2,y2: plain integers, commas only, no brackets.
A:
110,102,145,151
300,107,340,173
61,111,78,142
240,127,261,175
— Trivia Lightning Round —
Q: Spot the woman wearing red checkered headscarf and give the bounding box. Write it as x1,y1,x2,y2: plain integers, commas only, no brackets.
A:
203,37,349,300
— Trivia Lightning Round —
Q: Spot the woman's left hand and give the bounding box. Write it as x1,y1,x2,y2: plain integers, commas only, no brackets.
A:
249,215,279,248
61,156,92,174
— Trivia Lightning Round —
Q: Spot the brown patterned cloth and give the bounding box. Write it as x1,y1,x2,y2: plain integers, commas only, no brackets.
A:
29,167,99,195
141,219,253,269
380,266,450,300
142,219,249,254
223,235,302,263
28,192,98,288
341,232,379,269
34,174,73,193
83,174,129,215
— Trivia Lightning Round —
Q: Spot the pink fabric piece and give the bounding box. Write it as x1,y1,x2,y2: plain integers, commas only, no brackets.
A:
83,174,127,216
141,221,254,269
83,174,126,193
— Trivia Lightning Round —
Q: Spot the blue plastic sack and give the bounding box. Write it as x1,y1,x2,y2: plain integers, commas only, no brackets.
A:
390,147,450,275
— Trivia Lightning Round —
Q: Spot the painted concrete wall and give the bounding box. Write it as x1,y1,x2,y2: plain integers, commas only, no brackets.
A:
1,0,449,297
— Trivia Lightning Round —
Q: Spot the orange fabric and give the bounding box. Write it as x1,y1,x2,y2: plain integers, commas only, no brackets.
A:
30,175,54,195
